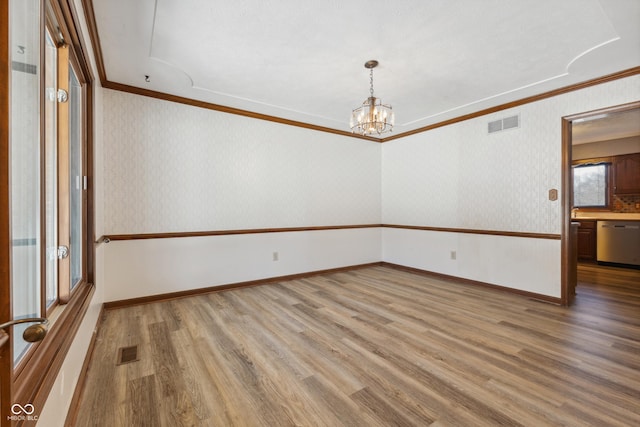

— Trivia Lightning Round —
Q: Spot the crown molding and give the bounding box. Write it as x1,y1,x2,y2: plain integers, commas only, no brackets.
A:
381,66,640,142
101,80,381,142
81,1,639,143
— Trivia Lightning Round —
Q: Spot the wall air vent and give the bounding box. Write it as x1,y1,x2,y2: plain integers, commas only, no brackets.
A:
488,114,520,134
488,119,503,133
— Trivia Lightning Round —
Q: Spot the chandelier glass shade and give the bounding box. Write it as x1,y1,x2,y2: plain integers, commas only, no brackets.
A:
350,60,394,136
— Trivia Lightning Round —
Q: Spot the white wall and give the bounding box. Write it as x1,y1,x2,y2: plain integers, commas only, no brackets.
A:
573,135,640,160
103,90,381,234
101,89,383,301
101,74,640,302
382,228,561,297
104,228,381,301
382,74,640,296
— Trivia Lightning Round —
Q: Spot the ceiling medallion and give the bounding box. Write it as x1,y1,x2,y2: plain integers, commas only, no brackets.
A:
350,60,394,136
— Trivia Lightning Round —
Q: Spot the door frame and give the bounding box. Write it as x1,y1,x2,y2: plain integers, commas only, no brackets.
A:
560,100,640,306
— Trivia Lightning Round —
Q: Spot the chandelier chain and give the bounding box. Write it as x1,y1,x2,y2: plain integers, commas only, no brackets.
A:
369,68,374,98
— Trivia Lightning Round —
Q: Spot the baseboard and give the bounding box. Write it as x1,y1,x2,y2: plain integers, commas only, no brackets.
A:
597,261,640,270
103,262,384,310
381,262,562,305
104,260,562,309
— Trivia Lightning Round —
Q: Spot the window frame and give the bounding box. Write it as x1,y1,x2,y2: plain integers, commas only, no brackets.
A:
3,0,95,417
67,60,87,295
571,156,613,211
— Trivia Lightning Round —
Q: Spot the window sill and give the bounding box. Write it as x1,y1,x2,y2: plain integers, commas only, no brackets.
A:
12,281,95,415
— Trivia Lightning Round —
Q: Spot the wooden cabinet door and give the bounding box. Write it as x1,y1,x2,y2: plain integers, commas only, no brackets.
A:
613,153,640,195
577,221,597,261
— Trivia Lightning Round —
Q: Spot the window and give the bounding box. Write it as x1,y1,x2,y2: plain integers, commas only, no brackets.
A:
572,162,611,209
69,65,85,293
9,0,43,365
44,28,59,311
2,0,95,417
13,23,86,362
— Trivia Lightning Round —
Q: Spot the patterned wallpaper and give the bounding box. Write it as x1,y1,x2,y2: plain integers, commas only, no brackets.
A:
103,90,381,234
382,75,640,235
103,75,639,236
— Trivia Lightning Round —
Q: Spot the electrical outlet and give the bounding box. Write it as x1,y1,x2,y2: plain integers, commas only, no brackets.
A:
450,250,456,260
273,252,279,261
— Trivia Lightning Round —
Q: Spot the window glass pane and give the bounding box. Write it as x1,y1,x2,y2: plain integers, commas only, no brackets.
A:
69,66,83,290
10,0,41,363
573,164,607,207
45,30,59,308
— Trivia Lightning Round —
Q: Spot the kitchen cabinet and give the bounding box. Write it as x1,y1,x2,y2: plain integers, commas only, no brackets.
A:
613,153,640,195
577,220,597,262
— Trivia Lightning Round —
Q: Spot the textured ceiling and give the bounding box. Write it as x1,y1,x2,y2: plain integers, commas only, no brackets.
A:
91,0,640,138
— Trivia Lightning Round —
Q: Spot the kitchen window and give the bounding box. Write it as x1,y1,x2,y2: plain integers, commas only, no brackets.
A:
572,160,612,209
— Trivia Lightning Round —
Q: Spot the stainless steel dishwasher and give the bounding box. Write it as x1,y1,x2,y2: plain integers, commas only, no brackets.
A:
596,221,640,266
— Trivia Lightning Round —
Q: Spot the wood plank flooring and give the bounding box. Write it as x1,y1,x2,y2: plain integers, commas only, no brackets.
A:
73,264,640,426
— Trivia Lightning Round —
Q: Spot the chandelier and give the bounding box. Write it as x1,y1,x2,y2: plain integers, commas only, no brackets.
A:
350,60,394,135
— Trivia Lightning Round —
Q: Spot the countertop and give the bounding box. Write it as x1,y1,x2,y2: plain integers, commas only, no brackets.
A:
572,213,640,221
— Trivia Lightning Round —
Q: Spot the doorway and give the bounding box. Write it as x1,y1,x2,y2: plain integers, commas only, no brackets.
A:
561,101,640,305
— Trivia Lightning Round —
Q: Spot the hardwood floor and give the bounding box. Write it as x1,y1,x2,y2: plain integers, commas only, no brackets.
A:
72,264,640,426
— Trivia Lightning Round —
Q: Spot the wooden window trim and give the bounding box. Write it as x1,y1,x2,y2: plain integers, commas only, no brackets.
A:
571,156,613,165
67,61,89,295
57,42,71,304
